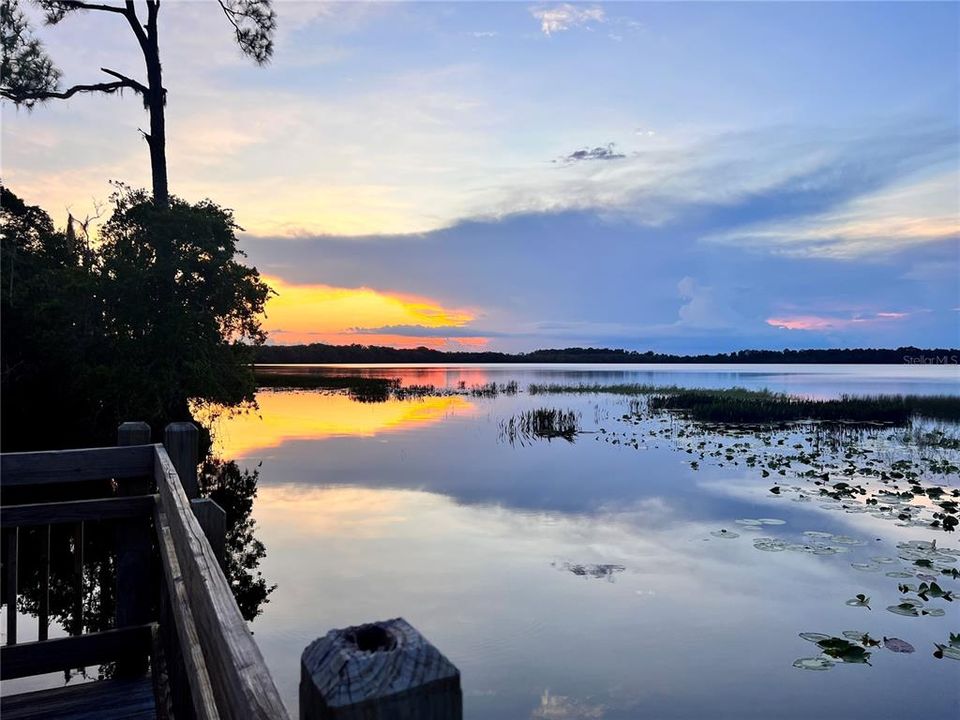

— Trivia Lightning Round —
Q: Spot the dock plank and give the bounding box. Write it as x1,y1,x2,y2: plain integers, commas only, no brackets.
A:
0,678,157,719
1,446,155,487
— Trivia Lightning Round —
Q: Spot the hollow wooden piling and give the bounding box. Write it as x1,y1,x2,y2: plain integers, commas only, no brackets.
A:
300,617,462,720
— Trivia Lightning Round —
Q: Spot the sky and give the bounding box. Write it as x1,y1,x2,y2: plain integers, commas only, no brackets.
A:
3,1,959,352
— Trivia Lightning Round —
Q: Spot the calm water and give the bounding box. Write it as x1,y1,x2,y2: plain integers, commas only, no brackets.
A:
211,364,960,719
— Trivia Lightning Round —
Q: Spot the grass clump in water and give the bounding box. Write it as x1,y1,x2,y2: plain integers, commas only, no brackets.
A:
500,408,580,445
648,390,960,424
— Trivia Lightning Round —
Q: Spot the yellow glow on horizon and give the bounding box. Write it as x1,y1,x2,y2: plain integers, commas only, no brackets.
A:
261,275,486,347
207,390,476,458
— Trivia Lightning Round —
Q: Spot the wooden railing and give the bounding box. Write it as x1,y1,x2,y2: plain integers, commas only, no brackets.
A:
0,434,287,720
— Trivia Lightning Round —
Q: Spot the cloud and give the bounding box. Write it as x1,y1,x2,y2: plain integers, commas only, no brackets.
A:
558,143,626,163
261,275,478,347
709,171,960,259
765,311,914,331
675,277,742,330
531,4,605,36
347,324,503,339
242,198,959,352
461,122,959,239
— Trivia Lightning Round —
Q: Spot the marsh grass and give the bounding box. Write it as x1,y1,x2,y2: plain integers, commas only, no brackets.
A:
530,383,960,425
650,390,960,424
529,383,683,396
500,408,581,445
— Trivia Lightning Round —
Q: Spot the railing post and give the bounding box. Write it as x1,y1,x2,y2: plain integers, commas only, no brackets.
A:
163,423,200,499
300,618,462,720
115,422,153,676
163,422,228,567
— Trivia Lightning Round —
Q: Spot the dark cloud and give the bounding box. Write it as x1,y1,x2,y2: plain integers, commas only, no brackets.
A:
347,325,513,338
558,143,626,163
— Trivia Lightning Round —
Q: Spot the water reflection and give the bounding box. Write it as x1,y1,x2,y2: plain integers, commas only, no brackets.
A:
207,390,475,458
259,363,960,397
251,482,958,719
223,365,958,718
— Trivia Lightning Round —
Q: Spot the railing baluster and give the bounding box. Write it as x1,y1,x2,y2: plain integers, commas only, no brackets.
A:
39,525,50,642
116,422,154,677
72,521,84,636
5,527,18,646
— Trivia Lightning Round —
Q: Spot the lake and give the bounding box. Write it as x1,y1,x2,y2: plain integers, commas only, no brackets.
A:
210,364,960,719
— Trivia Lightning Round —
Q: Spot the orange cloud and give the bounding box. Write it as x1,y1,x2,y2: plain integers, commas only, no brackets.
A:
261,275,486,347
766,311,912,331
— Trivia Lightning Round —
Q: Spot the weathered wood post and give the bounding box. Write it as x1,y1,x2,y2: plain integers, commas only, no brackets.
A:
115,422,153,676
163,422,228,567
300,617,462,720
163,422,200,498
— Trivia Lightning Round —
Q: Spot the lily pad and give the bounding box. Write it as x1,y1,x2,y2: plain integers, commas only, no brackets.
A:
793,657,835,671
883,637,914,653
887,603,920,617
754,538,787,552
934,644,960,661
799,632,831,643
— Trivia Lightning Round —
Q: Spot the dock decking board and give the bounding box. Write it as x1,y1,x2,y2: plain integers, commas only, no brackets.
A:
0,678,157,719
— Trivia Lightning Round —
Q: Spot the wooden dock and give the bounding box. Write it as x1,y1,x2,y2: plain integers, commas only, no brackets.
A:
1,423,462,719
0,428,288,719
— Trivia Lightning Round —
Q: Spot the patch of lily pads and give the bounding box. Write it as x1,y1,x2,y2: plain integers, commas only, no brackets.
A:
795,631,921,670
750,530,861,556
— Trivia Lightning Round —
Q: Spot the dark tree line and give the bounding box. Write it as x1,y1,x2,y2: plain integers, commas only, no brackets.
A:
255,343,959,365
1,184,271,450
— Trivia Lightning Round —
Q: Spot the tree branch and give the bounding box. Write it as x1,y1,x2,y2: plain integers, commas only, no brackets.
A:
45,1,128,15
123,0,149,53
2,67,146,104
99,67,147,94
2,80,131,102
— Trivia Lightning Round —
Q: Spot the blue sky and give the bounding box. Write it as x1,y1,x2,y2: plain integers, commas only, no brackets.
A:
4,1,959,351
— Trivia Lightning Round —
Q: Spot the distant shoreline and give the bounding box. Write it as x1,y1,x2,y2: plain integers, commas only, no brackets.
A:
254,344,960,366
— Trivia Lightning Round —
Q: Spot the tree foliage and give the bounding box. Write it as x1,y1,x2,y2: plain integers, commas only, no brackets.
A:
1,184,271,450
0,0,59,106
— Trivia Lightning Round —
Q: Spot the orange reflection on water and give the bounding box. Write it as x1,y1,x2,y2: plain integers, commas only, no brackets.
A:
208,391,476,458
316,367,494,389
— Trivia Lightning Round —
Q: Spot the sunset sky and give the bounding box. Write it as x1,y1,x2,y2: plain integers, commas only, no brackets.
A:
3,1,958,351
